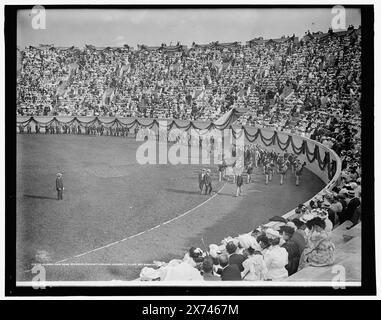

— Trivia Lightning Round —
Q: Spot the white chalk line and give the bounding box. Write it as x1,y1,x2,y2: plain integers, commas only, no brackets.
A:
32,263,157,267
55,182,227,264
246,189,263,193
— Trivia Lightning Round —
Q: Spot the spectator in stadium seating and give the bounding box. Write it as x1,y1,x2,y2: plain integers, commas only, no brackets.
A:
299,217,335,268
219,253,242,281
241,246,268,281
348,194,361,229
326,195,341,227
279,225,301,276
257,234,271,253
163,248,204,281
317,206,333,232
290,218,307,255
336,193,348,224
209,244,222,266
343,189,361,224
226,241,246,272
201,257,221,281
263,229,289,280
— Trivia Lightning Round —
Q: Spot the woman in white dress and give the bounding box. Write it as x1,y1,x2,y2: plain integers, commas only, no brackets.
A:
241,247,268,281
263,229,289,281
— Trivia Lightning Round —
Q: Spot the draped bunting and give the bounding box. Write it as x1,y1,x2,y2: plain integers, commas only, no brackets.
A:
17,115,337,180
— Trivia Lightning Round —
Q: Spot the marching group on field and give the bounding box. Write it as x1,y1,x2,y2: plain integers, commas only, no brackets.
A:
197,144,308,198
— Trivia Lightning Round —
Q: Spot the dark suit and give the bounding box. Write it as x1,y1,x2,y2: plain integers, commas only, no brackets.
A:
282,240,301,276
236,175,243,187
221,264,242,281
291,230,306,256
228,253,246,272
198,172,205,193
56,177,63,200
344,197,361,222
203,273,221,281
204,173,212,195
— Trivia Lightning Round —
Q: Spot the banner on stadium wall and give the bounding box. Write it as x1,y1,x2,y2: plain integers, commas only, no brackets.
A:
17,112,337,180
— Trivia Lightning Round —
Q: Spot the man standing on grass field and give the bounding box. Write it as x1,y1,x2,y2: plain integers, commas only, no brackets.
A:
236,173,243,197
204,169,213,195
56,172,64,200
198,168,206,194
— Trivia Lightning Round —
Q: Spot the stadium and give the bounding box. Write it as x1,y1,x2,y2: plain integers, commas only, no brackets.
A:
15,9,362,285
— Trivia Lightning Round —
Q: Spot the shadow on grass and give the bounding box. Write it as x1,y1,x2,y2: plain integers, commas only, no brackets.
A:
23,194,57,200
164,188,201,195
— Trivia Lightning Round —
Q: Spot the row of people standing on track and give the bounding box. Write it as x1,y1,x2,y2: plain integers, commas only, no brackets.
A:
244,144,307,186
18,122,141,137
18,123,222,150
217,144,308,187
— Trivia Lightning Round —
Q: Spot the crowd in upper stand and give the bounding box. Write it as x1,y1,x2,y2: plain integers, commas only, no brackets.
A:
17,27,361,129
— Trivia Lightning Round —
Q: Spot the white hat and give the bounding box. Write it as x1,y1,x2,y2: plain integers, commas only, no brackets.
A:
266,228,281,239
209,244,221,258
237,233,256,249
139,267,162,281
300,212,315,223
339,188,349,195
349,182,358,189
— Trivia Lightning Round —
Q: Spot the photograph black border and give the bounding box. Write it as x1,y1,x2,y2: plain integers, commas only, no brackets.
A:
4,4,376,296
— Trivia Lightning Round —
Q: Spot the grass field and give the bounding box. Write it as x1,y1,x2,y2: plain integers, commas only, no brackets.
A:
16,134,325,281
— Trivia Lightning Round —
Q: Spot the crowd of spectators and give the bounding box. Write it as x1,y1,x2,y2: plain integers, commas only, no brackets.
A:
17,27,360,125
139,179,360,281
17,26,362,282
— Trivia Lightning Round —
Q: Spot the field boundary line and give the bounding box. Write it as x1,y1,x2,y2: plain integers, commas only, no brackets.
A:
55,182,228,263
